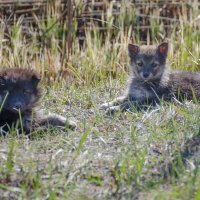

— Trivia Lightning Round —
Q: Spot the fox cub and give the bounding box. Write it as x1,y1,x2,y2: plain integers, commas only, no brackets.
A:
0,68,77,134
101,42,200,112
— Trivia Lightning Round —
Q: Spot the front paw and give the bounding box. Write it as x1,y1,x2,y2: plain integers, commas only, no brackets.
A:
66,119,77,130
105,105,121,115
100,102,113,110
53,115,77,130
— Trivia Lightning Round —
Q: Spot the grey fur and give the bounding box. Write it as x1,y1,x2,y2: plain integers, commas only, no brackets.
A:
100,43,200,113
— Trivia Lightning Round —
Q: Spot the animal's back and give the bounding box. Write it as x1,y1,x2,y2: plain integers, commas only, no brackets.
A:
168,71,200,100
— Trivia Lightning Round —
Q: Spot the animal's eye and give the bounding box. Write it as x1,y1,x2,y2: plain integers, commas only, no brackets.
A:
23,90,31,95
137,61,143,67
152,63,158,68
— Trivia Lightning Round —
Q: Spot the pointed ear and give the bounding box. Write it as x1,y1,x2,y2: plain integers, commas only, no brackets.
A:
31,74,41,86
128,44,139,57
0,76,5,85
157,42,168,58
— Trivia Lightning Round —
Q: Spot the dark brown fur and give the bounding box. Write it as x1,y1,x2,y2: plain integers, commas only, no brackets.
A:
0,68,76,135
169,71,200,100
100,43,200,113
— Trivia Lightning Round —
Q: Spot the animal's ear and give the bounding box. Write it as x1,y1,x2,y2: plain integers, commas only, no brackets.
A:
0,76,5,85
31,74,41,86
157,42,168,58
128,44,139,57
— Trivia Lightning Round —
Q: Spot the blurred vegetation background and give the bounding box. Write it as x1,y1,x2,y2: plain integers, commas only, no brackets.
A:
0,2,200,199
0,0,200,85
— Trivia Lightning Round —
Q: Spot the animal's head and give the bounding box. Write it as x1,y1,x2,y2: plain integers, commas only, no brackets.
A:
128,42,168,82
0,68,42,113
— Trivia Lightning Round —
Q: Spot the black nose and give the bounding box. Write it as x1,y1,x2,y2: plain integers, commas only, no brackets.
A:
14,102,22,109
143,72,149,78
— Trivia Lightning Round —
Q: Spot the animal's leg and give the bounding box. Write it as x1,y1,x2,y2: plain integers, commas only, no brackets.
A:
36,109,77,130
100,96,127,110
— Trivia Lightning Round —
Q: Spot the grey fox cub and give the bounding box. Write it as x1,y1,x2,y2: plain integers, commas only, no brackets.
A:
0,68,77,134
100,42,200,112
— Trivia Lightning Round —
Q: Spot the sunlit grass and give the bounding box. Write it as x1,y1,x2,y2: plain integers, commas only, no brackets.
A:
0,1,200,199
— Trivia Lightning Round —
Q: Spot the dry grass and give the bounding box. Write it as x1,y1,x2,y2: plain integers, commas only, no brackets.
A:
0,84,199,199
0,1,200,199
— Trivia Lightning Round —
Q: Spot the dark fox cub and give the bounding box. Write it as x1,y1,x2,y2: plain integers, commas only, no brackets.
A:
100,42,200,113
0,68,76,135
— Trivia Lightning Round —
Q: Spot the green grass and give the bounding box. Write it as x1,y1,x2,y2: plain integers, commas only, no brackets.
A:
0,1,200,199
0,85,199,199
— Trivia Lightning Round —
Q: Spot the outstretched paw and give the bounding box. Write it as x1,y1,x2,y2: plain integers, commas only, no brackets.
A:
100,103,109,110
65,119,77,130
51,115,77,130
105,105,121,115
36,110,77,131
